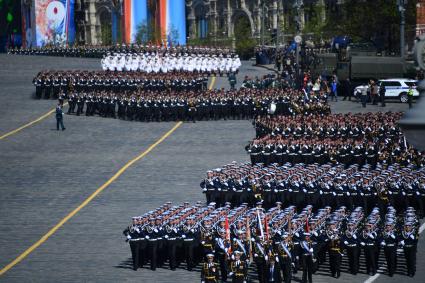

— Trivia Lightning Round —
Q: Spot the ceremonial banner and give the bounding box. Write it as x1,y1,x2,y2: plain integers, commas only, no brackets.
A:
122,0,148,44
34,0,75,46
164,0,186,45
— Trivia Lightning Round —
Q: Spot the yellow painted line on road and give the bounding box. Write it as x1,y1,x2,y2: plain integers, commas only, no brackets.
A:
0,102,68,141
209,76,216,90
0,121,183,276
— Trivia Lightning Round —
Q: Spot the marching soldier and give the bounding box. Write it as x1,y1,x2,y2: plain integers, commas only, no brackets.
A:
326,221,342,278
400,220,418,277
361,222,378,276
229,251,248,283
380,220,398,277
201,254,220,283
342,221,360,275
123,217,142,270
277,233,293,283
301,233,315,283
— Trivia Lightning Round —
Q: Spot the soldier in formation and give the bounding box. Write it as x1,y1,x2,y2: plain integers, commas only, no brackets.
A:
247,112,424,168
123,202,419,281
200,162,425,215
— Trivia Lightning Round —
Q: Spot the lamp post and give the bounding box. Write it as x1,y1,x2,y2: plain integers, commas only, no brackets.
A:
397,0,406,61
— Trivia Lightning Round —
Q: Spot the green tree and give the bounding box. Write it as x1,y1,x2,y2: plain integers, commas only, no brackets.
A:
323,0,416,52
234,16,256,59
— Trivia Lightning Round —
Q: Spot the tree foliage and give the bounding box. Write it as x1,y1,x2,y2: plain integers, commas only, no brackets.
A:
322,0,417,52
234,16,256,59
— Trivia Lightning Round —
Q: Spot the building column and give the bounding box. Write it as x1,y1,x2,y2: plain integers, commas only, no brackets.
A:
186,0,195,39
85,0,97,44
209,0,218,38
253,0,261,39
271,0,278,30
227,0,232,37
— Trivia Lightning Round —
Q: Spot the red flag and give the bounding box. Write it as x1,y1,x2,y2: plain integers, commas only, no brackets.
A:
305,218,310,233
264,215,269,241
225,216,230,241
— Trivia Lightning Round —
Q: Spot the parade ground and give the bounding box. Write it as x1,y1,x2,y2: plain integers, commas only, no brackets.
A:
0,54,423,283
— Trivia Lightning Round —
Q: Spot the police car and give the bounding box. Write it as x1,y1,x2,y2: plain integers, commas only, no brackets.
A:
354,79,419,103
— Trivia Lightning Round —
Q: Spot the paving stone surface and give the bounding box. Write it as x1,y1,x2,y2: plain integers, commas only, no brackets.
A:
0,54,423,283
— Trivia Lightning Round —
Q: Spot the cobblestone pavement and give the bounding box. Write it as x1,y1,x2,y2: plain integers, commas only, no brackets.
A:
0,54,423,283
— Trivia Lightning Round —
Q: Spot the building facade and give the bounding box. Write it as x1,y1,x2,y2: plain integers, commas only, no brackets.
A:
74,0,334,45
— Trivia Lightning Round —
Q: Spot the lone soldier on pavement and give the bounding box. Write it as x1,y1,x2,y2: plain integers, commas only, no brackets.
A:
55,103,66,131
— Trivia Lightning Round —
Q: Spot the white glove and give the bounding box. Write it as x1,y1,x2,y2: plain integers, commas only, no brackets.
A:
303,189,307,193
320,190,323,195
165,235,169,239
254,253,258,257
202,188,207,192
332,192,336,196
265,255,268,261
360,193,364,196
190,229,194,233
309,248,314,253
218,188,222,191
289,189,293,192
154,229,158,233
127,235,131,240
360,242,365,246
229,272,234,277
182,235,186,239
381,241,386,246
410,234,415,240
400,240,405,246
347,192,350,196
145,235,150,239
201,241,205,245
344,241,348,245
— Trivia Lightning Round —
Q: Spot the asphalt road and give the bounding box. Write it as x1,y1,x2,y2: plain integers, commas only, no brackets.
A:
0,54,423,283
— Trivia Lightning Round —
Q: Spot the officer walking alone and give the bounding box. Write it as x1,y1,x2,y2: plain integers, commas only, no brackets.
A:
55,103,66,131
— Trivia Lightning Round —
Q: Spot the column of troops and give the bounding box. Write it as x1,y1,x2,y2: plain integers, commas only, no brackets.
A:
246,112,424,168
124,201,420,282
200,162,425,215
101,50,241,74
33,71,329,122
8,44,237,60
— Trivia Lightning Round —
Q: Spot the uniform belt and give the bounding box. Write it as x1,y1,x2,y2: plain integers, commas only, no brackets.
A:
235,273,245,276
386,244,395,247
330,248,340,251
366,243,374,246
308,192,315,194
206,276,216,279
346,244,357,247
405,245,415,248
168,238,177,241
184,239,194,241
337,194,344,196
148,239,157,241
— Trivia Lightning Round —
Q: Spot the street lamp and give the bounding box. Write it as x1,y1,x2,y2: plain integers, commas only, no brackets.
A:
397,0,406,61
